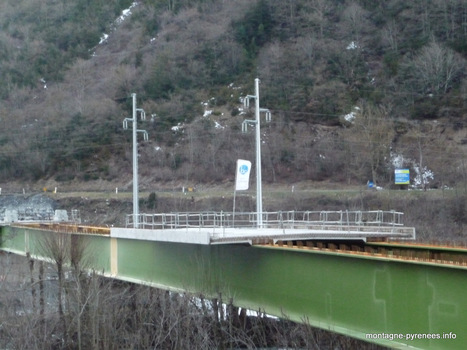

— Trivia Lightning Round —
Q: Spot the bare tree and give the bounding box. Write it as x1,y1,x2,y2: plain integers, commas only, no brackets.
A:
382,19,399,53
307,0,330,39
345,103,395,187
410,42,465,94
341,2,369,43
38,232,69,318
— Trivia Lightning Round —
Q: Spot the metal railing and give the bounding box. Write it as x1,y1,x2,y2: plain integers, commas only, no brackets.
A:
0,208,80,224
0,208,54,222
126,210,405,230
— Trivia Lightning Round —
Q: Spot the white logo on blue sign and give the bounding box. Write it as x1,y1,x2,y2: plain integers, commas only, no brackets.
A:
239,164,249,175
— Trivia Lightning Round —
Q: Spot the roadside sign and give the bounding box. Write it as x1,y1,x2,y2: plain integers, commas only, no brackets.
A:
395,169,410,185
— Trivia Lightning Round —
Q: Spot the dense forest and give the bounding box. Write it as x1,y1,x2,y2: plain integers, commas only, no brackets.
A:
0,0,467,190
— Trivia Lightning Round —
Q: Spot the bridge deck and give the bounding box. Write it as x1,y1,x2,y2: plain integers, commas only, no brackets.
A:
117,210,415,244
1,220,466,349
111,225,415,245
5,210,416,245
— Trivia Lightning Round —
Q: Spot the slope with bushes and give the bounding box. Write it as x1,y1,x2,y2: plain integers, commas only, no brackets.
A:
0,0,466,190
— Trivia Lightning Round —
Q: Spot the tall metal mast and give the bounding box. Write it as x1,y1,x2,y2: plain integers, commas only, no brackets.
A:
242,79,271,227
123,93,148,228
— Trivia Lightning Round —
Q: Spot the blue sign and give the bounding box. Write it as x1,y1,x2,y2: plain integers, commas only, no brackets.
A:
395,169,410,185
239,164,249,175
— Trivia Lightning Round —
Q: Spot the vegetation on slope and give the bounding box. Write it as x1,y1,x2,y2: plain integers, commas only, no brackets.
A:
0,0,466,191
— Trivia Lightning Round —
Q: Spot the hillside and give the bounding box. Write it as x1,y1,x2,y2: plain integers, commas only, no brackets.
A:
0,0,466,192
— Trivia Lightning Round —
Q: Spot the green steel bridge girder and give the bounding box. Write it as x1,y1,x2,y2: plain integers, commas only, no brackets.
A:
0,225,466,350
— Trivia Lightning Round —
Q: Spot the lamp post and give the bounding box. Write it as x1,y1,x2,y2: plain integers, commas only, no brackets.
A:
242,79,271,227
123,93,148,228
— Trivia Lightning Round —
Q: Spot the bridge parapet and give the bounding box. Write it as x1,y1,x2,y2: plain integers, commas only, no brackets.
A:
127,210,406,230
119,210,415,244
0,208,80,224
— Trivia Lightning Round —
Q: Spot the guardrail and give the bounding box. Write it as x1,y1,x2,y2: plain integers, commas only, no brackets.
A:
126,210,405,230
0,209,81,224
